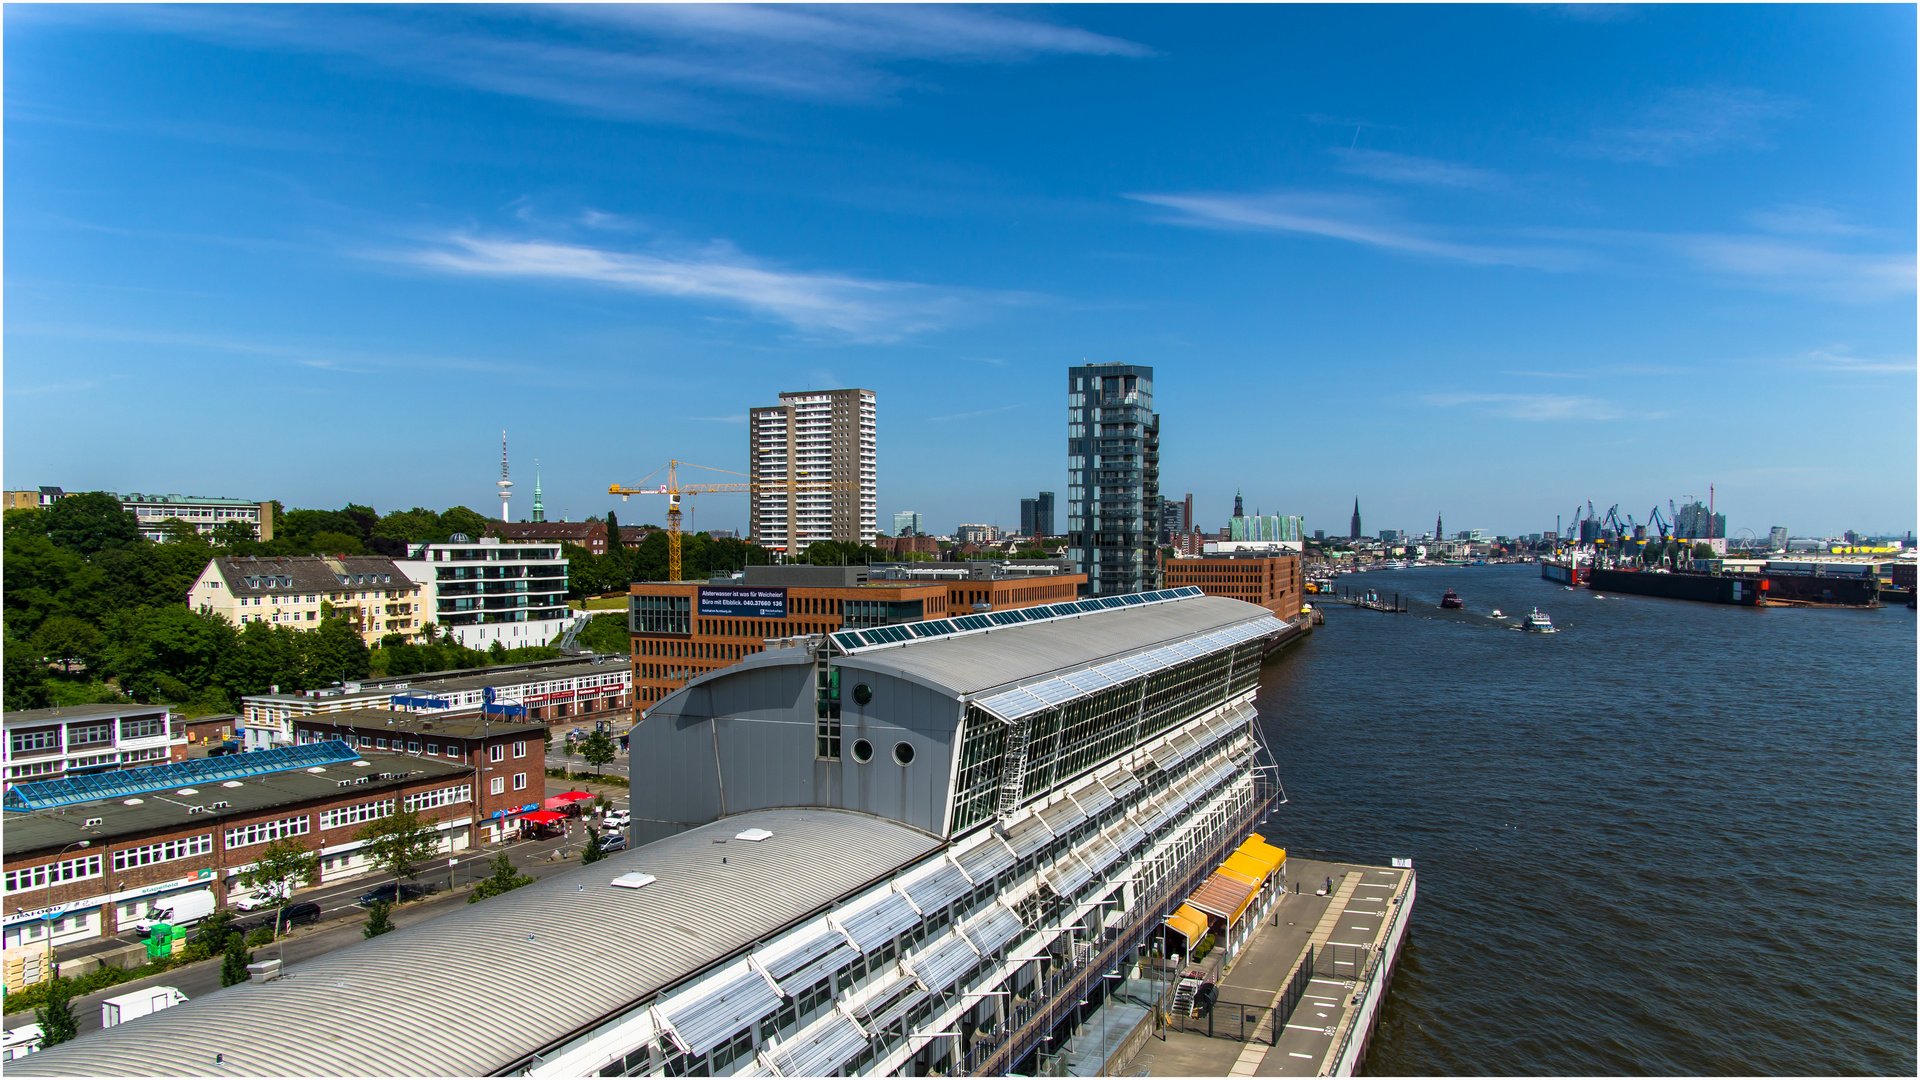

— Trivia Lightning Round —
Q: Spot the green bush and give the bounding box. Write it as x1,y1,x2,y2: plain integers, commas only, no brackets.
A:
1193,934,1216,961
4,957,178,1013
244,926,275,947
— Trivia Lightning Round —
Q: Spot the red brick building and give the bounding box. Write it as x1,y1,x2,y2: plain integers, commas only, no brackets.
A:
1164,553,1305,621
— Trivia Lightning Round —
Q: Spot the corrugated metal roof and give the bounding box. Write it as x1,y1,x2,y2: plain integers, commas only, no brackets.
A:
834,890,921,954
840,596,1276,699
1003,813,1055,858
9,808,938,1078
1067,778,1116,818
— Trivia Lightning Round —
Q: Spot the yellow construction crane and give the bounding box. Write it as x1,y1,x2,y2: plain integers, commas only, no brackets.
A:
609,460,857,582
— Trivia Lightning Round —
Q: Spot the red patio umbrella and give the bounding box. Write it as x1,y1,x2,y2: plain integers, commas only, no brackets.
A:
520,809,569,825
545,791,594,809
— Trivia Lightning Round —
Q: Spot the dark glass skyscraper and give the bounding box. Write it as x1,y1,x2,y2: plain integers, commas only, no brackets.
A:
1067,363,1160,596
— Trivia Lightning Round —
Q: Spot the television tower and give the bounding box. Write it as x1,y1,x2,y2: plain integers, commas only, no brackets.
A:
497,431,513,522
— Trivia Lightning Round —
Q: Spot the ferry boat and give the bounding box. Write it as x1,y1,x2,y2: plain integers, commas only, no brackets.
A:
1439,589,1464,609
1540,552,1591,586
1521,608,1556,633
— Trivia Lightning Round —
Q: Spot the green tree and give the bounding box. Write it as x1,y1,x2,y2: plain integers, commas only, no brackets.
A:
439,506,490,541
219,932,253,987
4,634,51,710
302,616,371,686
353,808,441,884
605,511,625,556
237,838,321,939
580,729,617,777
33,977,79,1047
1692,542,1715,559
43,492,140,555
209,520,258,547
30,614,104,672
362,900,395,938
581,826,606,865
307,530,365,555
466,852,535,904
157,517,209,546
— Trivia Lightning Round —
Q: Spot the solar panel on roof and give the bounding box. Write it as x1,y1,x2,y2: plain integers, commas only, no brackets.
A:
1026,680,1079,705
831,632,866,649
988,610,1025,625
961,904,1026,953
1119,593,1147,605
3,740,358,810
954,615,994,631
1059,669,1112,694
909,621,954,638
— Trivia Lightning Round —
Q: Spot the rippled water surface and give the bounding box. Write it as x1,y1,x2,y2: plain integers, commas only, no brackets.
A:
1256,564,1916,1076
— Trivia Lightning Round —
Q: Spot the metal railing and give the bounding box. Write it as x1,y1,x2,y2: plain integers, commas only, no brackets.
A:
1321,873,1414,1075
959,792,1272,1076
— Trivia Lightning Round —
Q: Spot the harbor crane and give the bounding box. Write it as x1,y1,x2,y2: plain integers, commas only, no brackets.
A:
610,460,857,582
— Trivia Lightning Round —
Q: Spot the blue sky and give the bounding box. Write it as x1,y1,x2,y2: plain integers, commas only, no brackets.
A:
6,4,1914,540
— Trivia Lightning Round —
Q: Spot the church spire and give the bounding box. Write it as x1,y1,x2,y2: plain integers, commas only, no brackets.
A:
532,461,545,523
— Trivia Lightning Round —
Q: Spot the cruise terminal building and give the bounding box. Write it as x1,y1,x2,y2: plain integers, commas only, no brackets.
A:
16,588,1290,1078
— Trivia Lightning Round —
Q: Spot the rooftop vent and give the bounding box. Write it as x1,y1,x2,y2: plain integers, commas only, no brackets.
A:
734,828,774,842
83,817,103,828
210,801,231,810
610,872,656,890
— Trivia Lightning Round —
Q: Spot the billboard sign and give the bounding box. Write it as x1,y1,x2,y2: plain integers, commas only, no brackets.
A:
698,586,788,620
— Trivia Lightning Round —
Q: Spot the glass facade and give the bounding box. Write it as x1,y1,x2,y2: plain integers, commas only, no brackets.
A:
949,636,1263,833
1066,365,1160,596
631,594,691,635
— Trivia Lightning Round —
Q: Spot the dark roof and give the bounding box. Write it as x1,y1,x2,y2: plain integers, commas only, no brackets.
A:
210,555,415,597
291,708,543,740
491,521,602,540
3,703,169,728
2,752,471,856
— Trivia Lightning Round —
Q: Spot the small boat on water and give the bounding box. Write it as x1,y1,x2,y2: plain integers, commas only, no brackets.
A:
1440,589,1465,610
1522,608,1556,633
1490,609,1506,619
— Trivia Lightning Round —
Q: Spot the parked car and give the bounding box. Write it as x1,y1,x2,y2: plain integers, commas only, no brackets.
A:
600,833,629,853
207,740,242,757
235,902,322,935
603,809,631,830
356,883,428,907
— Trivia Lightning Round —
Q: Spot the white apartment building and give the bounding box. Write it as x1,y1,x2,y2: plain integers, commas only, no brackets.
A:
395,535,572,650
749,388,877,553
188,555,426,645
2,704,186,788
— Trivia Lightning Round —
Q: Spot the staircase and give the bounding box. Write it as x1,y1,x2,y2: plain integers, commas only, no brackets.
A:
995,716,1037,817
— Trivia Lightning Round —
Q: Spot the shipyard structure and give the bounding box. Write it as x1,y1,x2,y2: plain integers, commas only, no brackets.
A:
16,589,1326,1077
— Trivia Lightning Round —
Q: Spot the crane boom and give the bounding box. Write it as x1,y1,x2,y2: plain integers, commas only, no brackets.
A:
611,459,858,581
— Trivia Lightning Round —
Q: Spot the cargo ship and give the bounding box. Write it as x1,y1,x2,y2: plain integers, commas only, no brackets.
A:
1587,567,1881,608
1540,552,1590,586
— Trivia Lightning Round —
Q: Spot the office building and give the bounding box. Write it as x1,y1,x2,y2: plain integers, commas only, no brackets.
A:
954,524,994,544
2,743,477,959
1313,529,1325,542
1674,501,1725,540
892,511,924,537
3,704,186,789
21,590,1292,1078
239,655,633,748
627,563,1083,709
1379,530,1401,543
1067,364,1160,596
1229,514,1303,545
395,536,571,649
1160,494,1193,545
107,493,274,543
750,389,878,553
2,488,64,511
1769,526,1789,550
1164,552,1306,622
1019,493,1056,539
188,555,427,645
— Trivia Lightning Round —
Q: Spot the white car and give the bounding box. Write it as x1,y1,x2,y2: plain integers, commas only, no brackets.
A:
602,809,631,831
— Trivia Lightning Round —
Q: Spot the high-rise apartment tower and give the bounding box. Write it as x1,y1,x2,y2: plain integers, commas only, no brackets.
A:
749,389,877,553
1067,364,1160,596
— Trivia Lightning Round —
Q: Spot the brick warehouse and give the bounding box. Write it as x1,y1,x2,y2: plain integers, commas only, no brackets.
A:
2,744,477,959
1163,551,1305,622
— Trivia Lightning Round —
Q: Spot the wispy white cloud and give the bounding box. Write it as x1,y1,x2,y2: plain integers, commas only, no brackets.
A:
33,5,1145,125
1334,148,1504,190
1425,392,1627,421
1747,204,1872,238
1668,234,1914,302
927,403,1024,423
1127,191,1582,270
1799,346,1915,374
1578,87,1799,165
388,234,990,340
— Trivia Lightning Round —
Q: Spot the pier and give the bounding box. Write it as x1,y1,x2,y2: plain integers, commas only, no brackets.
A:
1314,587,1409,613
1111,856,1416,1077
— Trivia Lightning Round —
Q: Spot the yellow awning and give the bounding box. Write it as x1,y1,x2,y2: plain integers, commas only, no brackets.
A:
1239,838,1287,873
1163,903,1208,944
1223,851,1276,884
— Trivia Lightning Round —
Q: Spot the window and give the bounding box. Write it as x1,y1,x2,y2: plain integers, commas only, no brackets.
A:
319,798,393,830
376,738,389,750
404,784,471,813
512,741,526,758
9,729,58,754
225,814,311,849
5,853,104,893
631,594,691,635
512,773,527,791
489,777,505,796
407,741,422,754
120,715,168,740
489,744,505,763
815,664,841,760
425,743,438,756
68,722,112,746
113,834,213,872
359,736,372,748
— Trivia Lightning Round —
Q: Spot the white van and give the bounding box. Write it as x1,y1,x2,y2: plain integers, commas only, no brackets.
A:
100,986,188,1028
2,1024,43,1059
131,890,217,936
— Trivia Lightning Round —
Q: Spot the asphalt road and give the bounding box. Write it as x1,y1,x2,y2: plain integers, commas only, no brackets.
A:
7,781,634,1038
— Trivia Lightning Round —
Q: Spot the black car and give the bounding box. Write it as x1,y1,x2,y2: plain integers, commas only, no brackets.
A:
357,883,428,907
235,902,322,935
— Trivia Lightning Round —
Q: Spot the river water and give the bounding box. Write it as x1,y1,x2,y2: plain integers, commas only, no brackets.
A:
1256,563,1915,1075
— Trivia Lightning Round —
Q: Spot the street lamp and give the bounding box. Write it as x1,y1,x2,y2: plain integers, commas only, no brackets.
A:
41,841,91,980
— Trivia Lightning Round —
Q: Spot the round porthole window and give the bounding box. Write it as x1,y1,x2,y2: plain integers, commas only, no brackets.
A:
893,741,916,766
852,739,874,763
852,683,873,706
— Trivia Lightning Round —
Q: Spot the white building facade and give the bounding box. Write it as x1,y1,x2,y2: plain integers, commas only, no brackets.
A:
750,388,878,553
